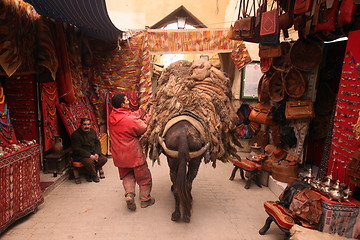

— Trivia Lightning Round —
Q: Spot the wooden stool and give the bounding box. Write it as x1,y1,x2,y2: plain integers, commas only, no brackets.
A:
70,159,84,184
69,158,105,184
229,159,262,189
259,201,314,236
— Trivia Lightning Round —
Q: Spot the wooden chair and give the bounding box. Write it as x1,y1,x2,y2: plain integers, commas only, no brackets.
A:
229,159,262,189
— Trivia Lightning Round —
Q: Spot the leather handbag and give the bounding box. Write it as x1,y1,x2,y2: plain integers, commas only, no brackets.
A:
256,129,270,149
279,180,311,208
249,103,274,125
257,72,271,103
315,0,341,32
289,39,322,72
260,3,279,37
231,0,264,42
268,71,285,102
227,25,238,40
289,188,322,225
338,0,358,27
233,17,256,40
285,99,315,120
293,0,314,15
260,34,280,46
272,41,292,72
283,67,306,98
259,43,282,58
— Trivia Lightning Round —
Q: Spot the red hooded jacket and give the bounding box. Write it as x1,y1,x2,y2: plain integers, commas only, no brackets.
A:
109,108,148,168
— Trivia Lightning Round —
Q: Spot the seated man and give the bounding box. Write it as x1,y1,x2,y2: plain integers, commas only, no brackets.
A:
71,118,107,183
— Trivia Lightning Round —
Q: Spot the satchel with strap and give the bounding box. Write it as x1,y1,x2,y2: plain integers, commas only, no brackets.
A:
249,103,274,125
231,0,264,42
289,188,322,225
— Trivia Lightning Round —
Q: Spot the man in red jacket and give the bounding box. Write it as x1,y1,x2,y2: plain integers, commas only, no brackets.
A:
109,93,154,211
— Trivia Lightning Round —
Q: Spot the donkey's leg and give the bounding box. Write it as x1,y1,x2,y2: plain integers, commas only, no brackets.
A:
168,157,181,221
183,158,201,223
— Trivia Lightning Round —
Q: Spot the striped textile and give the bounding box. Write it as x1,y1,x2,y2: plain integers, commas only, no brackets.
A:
24,0,121,42
147,28,244,54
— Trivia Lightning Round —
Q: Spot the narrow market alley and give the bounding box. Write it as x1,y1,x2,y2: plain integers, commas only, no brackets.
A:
0,155,283,240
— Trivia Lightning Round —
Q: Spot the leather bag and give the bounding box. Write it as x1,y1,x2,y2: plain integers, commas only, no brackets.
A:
285,99,315,120
260,4,279,37
260,34,280,46
231,0,264,42
271,157,299,183
283,67,306,98
338,0,358,27
289,188,322,225
227,25,237,40
268,71,285,102
233,17,256,40
272,41,292,72
279,180,311,208
249,103,274,125
289,39,322,72
315,0,341,32
259,43,282,58
293,0,314,15
256,129,270,149
257,72,271,103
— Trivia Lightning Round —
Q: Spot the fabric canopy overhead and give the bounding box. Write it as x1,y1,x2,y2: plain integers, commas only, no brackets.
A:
24,0,122,42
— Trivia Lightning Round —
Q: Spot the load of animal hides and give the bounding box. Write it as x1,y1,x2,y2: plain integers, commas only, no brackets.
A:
141,59,242,167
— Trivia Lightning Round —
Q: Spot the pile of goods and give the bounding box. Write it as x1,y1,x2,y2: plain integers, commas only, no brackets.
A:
141,59,242,166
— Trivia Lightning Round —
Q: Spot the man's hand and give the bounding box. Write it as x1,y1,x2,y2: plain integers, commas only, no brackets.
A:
90,154,99,161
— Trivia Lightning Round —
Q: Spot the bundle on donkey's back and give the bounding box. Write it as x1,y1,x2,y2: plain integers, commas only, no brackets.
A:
141,59,242,222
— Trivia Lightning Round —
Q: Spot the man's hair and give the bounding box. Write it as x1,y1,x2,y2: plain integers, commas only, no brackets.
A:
112,93,126,109
80,117,91,125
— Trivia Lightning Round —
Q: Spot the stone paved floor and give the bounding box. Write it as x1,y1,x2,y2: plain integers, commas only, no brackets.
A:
1,155,284,240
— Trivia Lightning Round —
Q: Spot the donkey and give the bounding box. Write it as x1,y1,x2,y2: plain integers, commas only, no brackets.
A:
159,113,208,223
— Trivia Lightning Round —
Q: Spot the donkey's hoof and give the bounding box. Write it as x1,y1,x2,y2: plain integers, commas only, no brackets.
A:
183,216,190,223
171,211,180,221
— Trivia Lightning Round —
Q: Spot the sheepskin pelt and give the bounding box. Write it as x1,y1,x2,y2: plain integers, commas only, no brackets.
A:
141,59,242,166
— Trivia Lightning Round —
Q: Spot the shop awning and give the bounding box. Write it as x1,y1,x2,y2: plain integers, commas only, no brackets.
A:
24,0,122,42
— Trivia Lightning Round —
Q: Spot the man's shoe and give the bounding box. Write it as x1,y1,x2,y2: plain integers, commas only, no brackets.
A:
125,193,136,211
99,169,105,179
141,197,155,208
92,176,100,183
86,175,93,182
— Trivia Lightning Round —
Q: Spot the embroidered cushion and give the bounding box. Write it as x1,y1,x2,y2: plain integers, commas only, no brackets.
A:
264,201,294,230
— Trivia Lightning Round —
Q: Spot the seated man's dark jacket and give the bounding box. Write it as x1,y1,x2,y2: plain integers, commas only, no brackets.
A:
71,128,102,161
